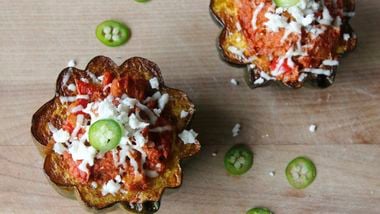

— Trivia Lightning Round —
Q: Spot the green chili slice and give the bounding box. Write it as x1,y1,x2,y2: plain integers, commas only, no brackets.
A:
96,20,130,47
224,144,253,176
286,156,317,189
274,0,300,8
247,207,273,214
89,119,122,152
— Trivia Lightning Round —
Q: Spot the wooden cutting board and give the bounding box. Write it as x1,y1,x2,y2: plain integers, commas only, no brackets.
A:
1,0,379,213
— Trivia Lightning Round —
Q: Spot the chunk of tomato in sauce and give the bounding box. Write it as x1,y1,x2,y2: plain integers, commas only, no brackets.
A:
110,76,148,100
75,79,100,95
144,142,163,169
77,99,88,108
91,152,119,184
125,165,148,191
63,152,89,183
111,78,123,97
62,123,74,133
67,100,88,115
270,58,293,74
63,114,77,133
102,71,113,86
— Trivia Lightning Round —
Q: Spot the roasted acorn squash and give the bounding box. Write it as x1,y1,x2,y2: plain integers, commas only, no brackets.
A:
31,56,200,213
210,0,357,88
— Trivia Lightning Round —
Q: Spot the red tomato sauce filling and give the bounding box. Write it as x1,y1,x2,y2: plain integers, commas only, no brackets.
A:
237,0,341,83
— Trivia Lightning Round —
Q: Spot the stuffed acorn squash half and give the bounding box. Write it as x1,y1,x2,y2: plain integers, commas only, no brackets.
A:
31,56,200,213
211,0,357,88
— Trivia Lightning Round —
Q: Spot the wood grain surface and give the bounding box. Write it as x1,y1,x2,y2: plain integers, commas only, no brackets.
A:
1,0,380,213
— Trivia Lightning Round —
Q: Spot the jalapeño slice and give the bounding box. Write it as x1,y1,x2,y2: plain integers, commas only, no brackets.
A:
286,156,317,189
96,20,130,47
224,144,253,176
274,0,300,8
247,207,273,214
89,119,122,152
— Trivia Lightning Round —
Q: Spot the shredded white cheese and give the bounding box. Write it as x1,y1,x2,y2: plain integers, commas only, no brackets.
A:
67,59,76,67
70,105,83,113
281,21,302,43
50,124,69,155
158,93,169,110
59,96,76,103
251,2,265,30
86,71,101,84
62,72,71,87
136,102,158,124
254,78,265,85
303,68,331,76
264,12,288,32
334,16,342,27
178,129,198,144
53,129,70,143
149,77,159,89
48,123,58,133
115,175,122,183
309,26,326,39
67,83,76,92
68,140,97,173
102,179,121,196
180,110,189,118
235,22,242,31
133,131,146,147
53,142,67,155
97,75,104,82
149,125,172,133
145,170,159,178
120,96,138,108
118,141,129,165
128,113,149,130
151,91,162,100
227,46,246,60
76,94,89,100
343,34,350,41
232,123,241,137
97,96,117,120
260,71,273,80
91,182,98,189
230,78,239,86
318,7,333,25
80,78,89,83
309,124,317,133
322,60,339,66
298,73,308,82
70,114,84,140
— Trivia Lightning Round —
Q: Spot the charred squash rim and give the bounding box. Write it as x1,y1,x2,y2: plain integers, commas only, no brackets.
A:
209,0,358,89
31,56,201,213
